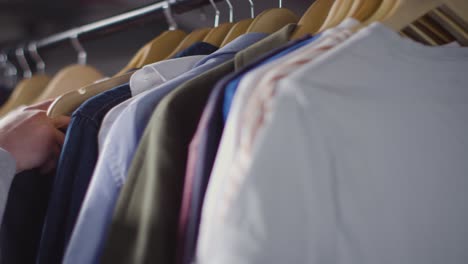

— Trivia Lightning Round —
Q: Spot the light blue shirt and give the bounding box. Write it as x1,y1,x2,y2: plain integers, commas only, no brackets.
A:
63,32,268,264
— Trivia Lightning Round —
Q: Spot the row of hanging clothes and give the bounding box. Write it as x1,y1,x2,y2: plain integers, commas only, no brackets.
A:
0,0,467,263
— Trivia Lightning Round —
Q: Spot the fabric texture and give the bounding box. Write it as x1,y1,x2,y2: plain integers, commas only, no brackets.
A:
197,23,468,264
197,23,358,259
36,84,131,264
0,85,11,107
100,56,206,152
179,24,305,264
63,32,268,264
0,169,54,264
98,27,301,264
0,148,16,225
129,55,206,96
172,42,218,59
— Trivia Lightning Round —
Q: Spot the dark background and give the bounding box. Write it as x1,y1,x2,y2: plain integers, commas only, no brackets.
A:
1,0,313,76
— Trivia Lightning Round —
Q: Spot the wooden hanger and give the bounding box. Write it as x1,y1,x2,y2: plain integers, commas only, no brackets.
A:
382,0,468,46
347,0,383,22
428,6,468,45
219,0,254,47
203,0,234,46
116,43,150,76
32,36,105,103
417,15,455,44
221,19,254,47
33,64,104,103
246,8,299,34
135,29,187,68
438,4,468,34
361,0,399,25
47,71,134,118
402,26,432,44
407,23,439,45
203,23,235,47
0,74,50,116
383,0,468,32
165,28,212,59
318,0,354,31
290,0,336,39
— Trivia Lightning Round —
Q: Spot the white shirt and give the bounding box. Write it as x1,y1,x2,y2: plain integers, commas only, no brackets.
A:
98,55,206,151
197,23,468,264
129,55,206,96
203,21,359,231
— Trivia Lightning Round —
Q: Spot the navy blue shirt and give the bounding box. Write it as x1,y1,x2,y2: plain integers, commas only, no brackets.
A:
36,84,131,264
172,42,218,59
0,84,12,106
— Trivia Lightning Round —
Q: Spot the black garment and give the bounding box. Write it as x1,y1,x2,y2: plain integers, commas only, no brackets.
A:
36,84,131,264
0,170,54,264
172,42,218,59
0,85,12,107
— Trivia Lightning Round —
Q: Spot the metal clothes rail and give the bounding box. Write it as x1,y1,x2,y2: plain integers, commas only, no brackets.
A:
33,0,217,50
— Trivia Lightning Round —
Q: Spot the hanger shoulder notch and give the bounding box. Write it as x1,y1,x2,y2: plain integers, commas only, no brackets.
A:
291,0,335,40
247,8,299,34
221,19,254,47
166,28,212,59
203,23,235,47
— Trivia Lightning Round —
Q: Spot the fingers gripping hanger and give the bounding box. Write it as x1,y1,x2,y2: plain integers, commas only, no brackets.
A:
203,0,234,47
16,46,32,79
28,42,46,75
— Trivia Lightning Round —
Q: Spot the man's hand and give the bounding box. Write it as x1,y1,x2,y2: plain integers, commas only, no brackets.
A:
0,100,70,174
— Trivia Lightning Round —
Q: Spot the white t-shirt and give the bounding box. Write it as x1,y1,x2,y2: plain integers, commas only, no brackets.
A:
197,23,468,264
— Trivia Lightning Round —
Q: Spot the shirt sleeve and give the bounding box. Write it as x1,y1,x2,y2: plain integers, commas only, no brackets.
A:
0,147,16,225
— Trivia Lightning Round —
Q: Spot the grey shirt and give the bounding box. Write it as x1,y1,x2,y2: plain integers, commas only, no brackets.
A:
0,148,16,225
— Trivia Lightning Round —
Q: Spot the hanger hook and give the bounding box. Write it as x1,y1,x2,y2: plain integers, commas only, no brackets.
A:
0,52,6,63
248,0,255,19
0,51,18,88
70,34,87,65
15,46,32,79
27,42,45,74
162,1,178,30
225,0,234,23
279,0,282,8
209,0,220,27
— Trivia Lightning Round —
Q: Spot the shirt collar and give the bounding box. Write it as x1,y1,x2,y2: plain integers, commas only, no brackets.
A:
194,32,268,67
